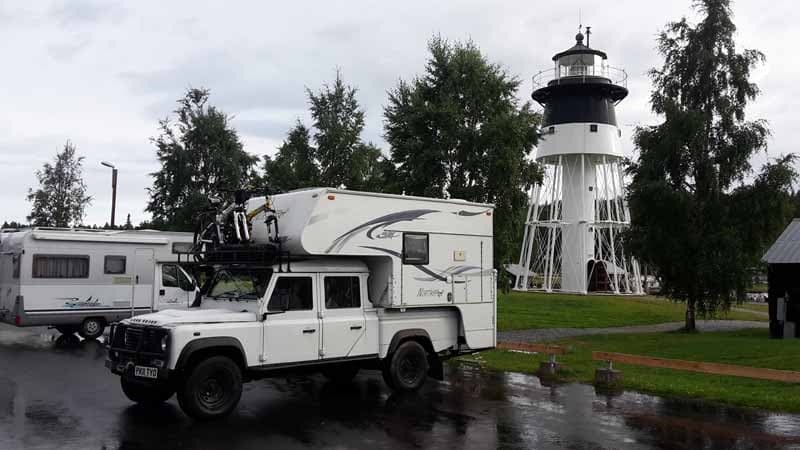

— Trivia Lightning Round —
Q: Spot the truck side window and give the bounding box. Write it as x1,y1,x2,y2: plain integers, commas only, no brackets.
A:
324,276,361,309
402,233,429,265
162,264,179,288
268,277,313,311
104,255,126,274
177,268,195,291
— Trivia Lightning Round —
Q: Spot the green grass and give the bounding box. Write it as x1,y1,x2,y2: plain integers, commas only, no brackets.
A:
465,329,800,412
736,303,769,313
497,291,767,331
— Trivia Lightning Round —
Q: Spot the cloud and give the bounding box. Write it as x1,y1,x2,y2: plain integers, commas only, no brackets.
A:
48,0,125,27
0,0,795,227
46,35,91,61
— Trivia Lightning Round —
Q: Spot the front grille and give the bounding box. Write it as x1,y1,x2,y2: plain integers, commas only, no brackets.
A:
123,326,143,350
110,324,166,354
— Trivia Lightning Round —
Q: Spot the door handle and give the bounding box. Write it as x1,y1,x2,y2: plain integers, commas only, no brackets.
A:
349,325,363,330
159,289,165,296
302,328,316,334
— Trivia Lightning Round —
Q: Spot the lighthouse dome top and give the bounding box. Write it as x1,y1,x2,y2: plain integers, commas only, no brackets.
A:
531,27,627,101
552,31,608,62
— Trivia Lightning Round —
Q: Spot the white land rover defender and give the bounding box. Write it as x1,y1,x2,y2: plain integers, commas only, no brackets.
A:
105,188,497,419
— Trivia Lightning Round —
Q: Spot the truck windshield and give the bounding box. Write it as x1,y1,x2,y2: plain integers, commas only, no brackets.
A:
206,268,272,301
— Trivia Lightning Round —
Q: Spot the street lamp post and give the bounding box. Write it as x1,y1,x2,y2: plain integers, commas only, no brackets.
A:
101,161,118,228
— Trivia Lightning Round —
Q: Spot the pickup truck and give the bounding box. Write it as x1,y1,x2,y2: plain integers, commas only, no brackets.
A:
106,258,466,419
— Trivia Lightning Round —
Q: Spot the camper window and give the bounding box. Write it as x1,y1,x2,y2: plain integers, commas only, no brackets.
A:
104,255,126,274
267,277,313,312
402,233,429,265
32,255,89,279
324,276,360,309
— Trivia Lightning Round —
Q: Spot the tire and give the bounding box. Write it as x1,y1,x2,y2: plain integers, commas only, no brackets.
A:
177,356,242,420
322,363,360,384
78,317,105,340
55,325,78,336
387,341,429,392
381,362,395,390
120,378,174,405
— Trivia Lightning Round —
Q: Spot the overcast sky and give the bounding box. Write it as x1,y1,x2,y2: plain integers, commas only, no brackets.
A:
1,0,797,226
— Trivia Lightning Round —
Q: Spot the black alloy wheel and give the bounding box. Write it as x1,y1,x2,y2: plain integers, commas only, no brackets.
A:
388,341,429,392
177,356,242,420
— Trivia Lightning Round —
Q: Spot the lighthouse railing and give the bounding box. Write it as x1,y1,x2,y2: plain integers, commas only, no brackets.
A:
532,65,627,90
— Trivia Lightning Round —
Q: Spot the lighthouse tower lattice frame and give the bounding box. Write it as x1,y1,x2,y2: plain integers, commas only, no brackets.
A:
514,28,643,295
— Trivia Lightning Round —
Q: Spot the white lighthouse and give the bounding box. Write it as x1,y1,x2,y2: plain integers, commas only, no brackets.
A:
514,28,643,295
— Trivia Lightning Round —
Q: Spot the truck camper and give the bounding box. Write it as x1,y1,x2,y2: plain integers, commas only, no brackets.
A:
105,188,497,419
0,228,197,338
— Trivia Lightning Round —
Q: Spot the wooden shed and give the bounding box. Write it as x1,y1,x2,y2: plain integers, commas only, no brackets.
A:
762,219,800,338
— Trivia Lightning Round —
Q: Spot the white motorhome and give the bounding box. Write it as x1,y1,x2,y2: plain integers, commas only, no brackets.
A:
0,228,198,338
105,188,497,419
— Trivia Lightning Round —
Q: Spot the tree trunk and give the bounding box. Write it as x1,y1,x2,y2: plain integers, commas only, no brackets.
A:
685,298,697,332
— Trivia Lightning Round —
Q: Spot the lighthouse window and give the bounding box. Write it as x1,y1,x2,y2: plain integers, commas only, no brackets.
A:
590,124,598,132
548,126,555,135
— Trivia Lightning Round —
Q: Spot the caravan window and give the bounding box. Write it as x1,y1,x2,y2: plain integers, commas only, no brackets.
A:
32,255,89,279
104,255,126,274
402,233,429,265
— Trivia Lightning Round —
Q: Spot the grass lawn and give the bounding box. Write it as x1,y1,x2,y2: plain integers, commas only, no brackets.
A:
497,291,767,331
465,329,800,412
736,303,769,314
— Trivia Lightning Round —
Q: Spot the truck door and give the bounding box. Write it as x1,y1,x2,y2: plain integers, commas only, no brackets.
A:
319,274,368,359
156,263,193,310
261,273,320,365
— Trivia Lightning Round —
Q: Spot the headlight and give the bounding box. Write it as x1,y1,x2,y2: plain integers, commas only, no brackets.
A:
160,335,169,352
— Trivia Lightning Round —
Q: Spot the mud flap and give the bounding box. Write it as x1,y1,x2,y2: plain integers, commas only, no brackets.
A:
427,354,444,380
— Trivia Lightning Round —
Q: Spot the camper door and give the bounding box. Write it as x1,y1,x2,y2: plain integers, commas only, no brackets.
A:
156,263,195,310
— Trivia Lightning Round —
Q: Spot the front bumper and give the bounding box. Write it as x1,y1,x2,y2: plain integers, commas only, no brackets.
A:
106,323,171,382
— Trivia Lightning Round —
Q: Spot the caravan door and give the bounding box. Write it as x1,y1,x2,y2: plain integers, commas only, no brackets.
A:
156,263,193,310
133,249,155,315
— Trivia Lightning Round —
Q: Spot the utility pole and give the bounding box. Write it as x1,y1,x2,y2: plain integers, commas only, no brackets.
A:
101,161,118,227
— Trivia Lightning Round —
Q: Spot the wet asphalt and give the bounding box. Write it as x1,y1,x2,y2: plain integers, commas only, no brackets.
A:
0,324,799,450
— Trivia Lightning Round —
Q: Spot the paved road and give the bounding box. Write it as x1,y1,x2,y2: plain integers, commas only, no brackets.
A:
1,323,798,449
499,320,769,343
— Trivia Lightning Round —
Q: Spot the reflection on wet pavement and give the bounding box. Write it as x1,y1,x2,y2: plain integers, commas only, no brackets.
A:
0,323,798,449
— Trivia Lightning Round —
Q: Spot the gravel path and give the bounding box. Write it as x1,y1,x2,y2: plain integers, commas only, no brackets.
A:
498,320,768,344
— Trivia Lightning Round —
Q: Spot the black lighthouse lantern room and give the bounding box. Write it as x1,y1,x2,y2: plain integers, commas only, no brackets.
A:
532,28,628,128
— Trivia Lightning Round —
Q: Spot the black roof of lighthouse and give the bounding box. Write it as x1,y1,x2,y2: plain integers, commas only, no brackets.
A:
552,32,607,61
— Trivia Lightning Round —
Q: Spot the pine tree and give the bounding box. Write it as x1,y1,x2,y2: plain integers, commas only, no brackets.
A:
626,0,795,330
308,71,365,188
384,36,541,284
146,88,258,230
27,140,92,227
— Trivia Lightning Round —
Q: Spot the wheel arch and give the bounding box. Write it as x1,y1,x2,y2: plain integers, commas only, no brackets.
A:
174,337,247,373
386,329,443,381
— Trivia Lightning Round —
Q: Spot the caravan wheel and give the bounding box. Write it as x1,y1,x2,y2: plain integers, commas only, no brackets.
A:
79,318,105,340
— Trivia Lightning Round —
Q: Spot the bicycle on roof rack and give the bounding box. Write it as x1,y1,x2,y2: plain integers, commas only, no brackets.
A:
180,189,290,272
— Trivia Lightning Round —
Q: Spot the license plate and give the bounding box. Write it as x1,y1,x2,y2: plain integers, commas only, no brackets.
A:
134,366,158,379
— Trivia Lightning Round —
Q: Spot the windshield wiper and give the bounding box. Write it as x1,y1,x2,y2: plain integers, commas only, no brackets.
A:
212,290,240,298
